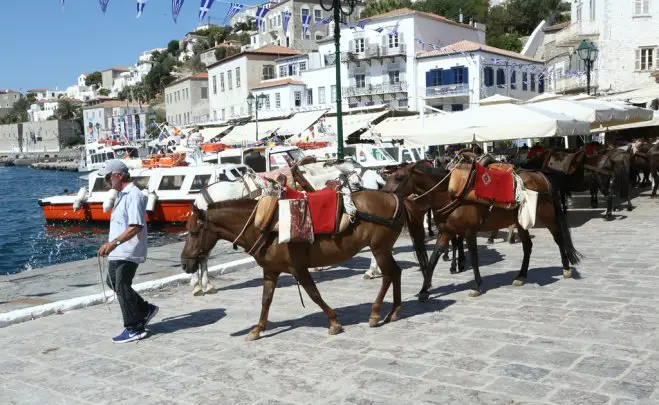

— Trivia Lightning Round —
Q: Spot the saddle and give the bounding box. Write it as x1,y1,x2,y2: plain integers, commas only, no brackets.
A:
448,162,518,210
254,187,353,243
542,150,585,175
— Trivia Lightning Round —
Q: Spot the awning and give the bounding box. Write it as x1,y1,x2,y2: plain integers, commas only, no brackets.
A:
220,119,286,145
276,109,328,136
200,126,232,143
319,111,389,138
591,110,659,133
605,86,659,104
373,113,446,139
525,98,634,128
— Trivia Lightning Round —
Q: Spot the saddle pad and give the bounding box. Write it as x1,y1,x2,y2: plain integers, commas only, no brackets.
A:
254,195,279,232
279,199,314,244
474,163,515,203
546,153,575,174
585,143,599,156
307,188,339,234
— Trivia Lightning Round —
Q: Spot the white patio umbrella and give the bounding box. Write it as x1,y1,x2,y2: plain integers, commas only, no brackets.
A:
390,102,591,147
478,94,521,106
525,97,629,129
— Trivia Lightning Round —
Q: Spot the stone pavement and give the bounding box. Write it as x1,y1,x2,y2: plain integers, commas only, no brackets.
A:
1,192,658,405
0,240,247,313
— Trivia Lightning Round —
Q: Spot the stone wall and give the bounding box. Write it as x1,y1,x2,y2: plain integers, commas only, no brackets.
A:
0,120,81,154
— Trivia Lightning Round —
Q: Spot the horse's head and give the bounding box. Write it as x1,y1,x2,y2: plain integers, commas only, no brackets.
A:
382,160,444,205
180,205,216,274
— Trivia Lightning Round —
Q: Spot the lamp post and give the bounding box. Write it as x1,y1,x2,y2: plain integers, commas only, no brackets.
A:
320,0,358,159
246,92,267,142
576,40,599,95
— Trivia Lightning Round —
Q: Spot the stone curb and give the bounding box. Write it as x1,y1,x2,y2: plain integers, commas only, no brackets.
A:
0,257,256,328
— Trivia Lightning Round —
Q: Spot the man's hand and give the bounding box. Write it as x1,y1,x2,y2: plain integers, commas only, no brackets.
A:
98,241,117,257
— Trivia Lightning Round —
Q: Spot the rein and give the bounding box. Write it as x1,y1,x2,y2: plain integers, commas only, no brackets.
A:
410,157,464,202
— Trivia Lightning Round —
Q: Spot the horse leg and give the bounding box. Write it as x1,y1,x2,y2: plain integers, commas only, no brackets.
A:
465,233,483,297
457,236,466,272
191,268,203,296
426,209,434,237
382,255,403,324
294,267,343,335
201,260,216,295
605,179,614,220
560,189,568,214
246,270,280,341
486,230,497,244
449,236,457,273
507,224,516,244
369,251,394,326
652,167,659,198
418,233,450,301
442,234,450,261
512,225,532,287
364,252,382,279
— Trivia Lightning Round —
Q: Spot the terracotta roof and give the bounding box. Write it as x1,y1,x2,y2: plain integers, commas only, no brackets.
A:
359,8,478,31
104,66,130,72
250,78,305,90
544,20,570,32
0,89,19,94
28,88,51,93
416,40,542,63
207,45,301,69
192,72,208,79
83,100,144,109
165,72,210,88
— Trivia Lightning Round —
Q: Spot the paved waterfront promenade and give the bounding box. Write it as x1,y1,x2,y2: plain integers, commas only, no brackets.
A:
1,193,658,404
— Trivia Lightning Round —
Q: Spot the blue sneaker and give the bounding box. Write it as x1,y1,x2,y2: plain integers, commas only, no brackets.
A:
112,328,147,344
144,304,159,327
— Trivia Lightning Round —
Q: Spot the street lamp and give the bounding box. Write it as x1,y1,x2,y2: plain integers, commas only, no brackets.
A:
246,92,267,142
577,40,599,95
320,0,358,159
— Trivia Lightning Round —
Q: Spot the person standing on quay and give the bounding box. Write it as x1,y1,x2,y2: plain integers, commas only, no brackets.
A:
97,159,159,343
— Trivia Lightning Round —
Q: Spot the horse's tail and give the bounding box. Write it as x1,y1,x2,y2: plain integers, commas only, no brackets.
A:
548,176,584,265
402,198,429,274
615,157,631,200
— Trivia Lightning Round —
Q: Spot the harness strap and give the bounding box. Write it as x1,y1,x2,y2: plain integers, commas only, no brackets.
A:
584,164,613,176
355,193,404,230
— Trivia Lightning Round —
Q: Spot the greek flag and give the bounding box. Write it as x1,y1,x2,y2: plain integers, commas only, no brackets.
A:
224,2,244,24
428,44,441,51
99,0,110,13
61,0,64,7
317,15,332,25
388,22,399,37
199,0,214,20
172,0,184,23
282,10,291,33
301,14,311,37
354,18,370,29
374,27,383,33
415,37,425,49
255,6,269,29
136,0,147,18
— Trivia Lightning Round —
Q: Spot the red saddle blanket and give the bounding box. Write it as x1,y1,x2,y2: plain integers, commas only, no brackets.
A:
474,163,515,203
584,143,599,156
284,186,338,234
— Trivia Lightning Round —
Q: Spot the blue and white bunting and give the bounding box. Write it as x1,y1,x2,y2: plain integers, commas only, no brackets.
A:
172,0,184,23
61,0,65,7
415,37,425,49
99,0,110,13
282,10,292,33
224,2,244,24
354,19,370,30
317,15,332,26
374,27,384,33
301,14,311,37
199,0,214,21
388,22,399,37
136,0,147,18
255,6,270,29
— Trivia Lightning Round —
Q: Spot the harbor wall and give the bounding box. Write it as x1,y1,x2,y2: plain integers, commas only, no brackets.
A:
0,120,81,155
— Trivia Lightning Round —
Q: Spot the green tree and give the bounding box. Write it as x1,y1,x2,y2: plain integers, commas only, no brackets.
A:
359,0,413,18
26,92,37,105
98,88,110,96
167,39,180,55
415,0,489,24
185,55,206,74
0,97,30,124
55,99,82,120
85,71,103,90
488,33,523,52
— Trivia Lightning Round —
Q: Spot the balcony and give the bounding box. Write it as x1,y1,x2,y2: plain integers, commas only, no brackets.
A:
342,81,409,98
424,83,469,98
554,20,599,47
342,44,407,65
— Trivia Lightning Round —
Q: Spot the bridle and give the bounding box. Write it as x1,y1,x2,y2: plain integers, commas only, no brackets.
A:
181,209,211,262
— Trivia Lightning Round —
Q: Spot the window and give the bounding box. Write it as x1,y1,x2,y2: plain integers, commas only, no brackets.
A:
523,72,529,91
263,95,271,109
539,76,545,94
590,0,596,20
496,68,506,86
314,9,322,22
279,65,287,78
315,33,324,40
227,71,233,90
307,89,313,105
294,91,302,107
275,92,281,108
263,65,275,80
286,36,290,47
220,73,225,91
302,8,309,17
389,71,400,84
634,0,650,15
288,63,298,76
236,68,241,88
389,34,399,48
221,109,225,120
484,67,495,87
636,47,655,71
277,13,282,26
531,74,536,91
132,176,149,190
355,38,365,53
190,175,211,192
158,175,185,191
511,71,517,90
576,0,583,21
319,87,326,104
355,74,366,88
201,87,208,99
451,104,464,111
331,85,336,102
299,61,307,71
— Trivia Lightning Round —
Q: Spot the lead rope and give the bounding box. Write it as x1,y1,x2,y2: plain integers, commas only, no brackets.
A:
97,255,114,312
411,157,464,202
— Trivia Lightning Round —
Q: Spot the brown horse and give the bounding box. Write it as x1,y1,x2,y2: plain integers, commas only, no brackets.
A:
383,160,583,299
180,189,416,340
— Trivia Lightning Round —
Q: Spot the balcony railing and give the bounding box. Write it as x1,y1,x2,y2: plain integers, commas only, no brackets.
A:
342,44,407,63
342,81,409,97
549,70,598,94
554,20,599,46
424,83,469,98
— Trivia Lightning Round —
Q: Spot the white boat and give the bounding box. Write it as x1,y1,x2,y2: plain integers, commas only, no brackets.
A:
78,140,143,172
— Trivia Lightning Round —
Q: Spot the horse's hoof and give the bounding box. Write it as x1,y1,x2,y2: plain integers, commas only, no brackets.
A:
627,206,633,212
384,309,401,324
368,316,379,327
442,255,450,262
245,331,261,341
605,215,614,221
449,267,458,274
328,324,343,335
468,289,482,298
486,239,494,244
512,278,525,287
458,266,466,273
563,269,573,279
192,286,204,297
417,291,430,302
203,286,217,295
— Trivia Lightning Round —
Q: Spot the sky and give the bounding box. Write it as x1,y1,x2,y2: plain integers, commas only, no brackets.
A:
0,0,257,92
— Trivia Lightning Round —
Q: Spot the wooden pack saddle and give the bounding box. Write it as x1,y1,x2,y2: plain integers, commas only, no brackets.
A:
448,162,518,210
542,150,585,175
253,190,352,236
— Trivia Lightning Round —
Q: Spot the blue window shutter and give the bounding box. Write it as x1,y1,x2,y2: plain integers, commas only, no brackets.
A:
442,69,450,85
463,67,469,84
426,71,431,87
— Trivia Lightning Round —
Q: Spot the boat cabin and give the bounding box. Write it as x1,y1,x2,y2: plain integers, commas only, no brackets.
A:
217,145,304,173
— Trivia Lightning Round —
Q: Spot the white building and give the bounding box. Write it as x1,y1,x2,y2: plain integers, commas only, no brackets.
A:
543,0,659,97
417,40,545,112
207,44,301,122
28,100,59,122
27,88,65,101
82,100,151,143
65,74,95,102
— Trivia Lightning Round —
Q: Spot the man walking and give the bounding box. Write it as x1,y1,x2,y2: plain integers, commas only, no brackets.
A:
97,160,158,343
